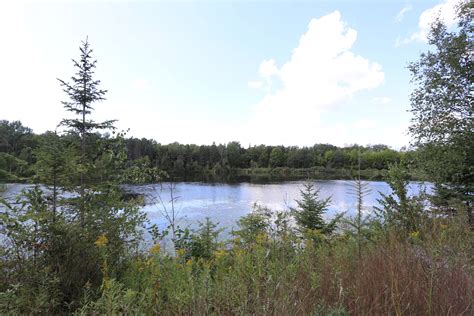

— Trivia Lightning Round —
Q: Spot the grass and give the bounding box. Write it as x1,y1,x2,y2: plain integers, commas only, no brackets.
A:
74,216,473,315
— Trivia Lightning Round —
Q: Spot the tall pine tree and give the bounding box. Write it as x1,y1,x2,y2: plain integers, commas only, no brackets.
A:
57,38,116,225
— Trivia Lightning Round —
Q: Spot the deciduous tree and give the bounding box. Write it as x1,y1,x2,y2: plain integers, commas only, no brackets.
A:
408,0,473,224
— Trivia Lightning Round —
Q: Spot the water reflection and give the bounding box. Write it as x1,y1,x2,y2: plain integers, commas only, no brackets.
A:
129,180,431,233
1,181,431,234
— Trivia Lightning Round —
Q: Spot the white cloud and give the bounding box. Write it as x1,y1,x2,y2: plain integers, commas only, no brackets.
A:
258,59,279,78
254,59,279,91
248,80,263,89
243,11,384,146
398,0,463,45
372,96,392,105
395,3,413,23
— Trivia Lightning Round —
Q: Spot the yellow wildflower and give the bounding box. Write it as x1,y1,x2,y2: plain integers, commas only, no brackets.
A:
186,259,193,267
146,258,154,266
149,243,161,255
234,248,245,261
214,249,227,260
176,248,186,258
94,234,108,247
255,232,268,245
103,278,111,290
409,231,420,239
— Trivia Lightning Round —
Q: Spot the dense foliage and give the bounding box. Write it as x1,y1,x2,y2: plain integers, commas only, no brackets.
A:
408,0,473,224
125,140,412,181
0,120,37,181
0,124,414,183
1,40,152,312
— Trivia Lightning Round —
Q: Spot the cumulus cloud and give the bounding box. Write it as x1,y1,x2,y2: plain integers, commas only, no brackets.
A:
395,3,413,23
248,80,263,89
243,11,384,146
397,0,463,46
258,59,279,78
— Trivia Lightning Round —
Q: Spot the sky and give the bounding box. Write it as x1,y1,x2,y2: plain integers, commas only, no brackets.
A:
0,0,464,148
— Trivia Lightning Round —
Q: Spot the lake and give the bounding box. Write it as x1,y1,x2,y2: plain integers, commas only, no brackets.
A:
127,180,430,233
1,181,430,234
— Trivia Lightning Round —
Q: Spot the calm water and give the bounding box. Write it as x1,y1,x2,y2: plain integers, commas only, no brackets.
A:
1,181,430,233
130,180,430,233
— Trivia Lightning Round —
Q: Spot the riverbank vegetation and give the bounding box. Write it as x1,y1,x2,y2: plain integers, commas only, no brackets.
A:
0,1,472,314
0,119,414,183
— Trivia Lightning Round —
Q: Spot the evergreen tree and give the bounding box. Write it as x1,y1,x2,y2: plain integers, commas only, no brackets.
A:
57,38,119,226
347,153,371,258
58,38,115,142
33,131,72,217
291,182,340,235
374,162,425,233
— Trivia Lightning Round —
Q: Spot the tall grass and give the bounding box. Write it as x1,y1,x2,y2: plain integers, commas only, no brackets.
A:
73,216,473,315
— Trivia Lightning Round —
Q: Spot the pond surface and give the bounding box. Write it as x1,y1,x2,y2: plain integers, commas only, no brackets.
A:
1,181,431,234
130,180,430,233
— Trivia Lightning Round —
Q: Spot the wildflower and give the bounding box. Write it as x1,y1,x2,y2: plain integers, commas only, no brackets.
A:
234,248,245,261
176,248,186,258
186,259,193,267
305,229,325,242
94,234,108,247
103,278,111,290
149,243,161,255
409,231,420,239
146,258,154,266
255,232,268,245
214,249,227,260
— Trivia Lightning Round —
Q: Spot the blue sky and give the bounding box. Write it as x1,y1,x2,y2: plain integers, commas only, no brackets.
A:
0,0,463,148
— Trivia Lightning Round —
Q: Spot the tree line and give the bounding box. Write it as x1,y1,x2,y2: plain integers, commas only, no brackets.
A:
1,119,414,182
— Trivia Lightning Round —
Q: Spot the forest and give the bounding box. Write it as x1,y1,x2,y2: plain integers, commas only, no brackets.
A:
1,118,413,183
0,1,472,314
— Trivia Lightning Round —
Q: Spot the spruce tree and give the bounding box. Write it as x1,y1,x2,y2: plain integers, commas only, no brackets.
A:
374,162,424,234
33,131,72,217
57,38,116,225
291,182,340,235
348,153,371,258
58,38,115,142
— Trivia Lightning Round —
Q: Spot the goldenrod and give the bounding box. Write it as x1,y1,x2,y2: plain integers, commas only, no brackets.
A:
94,234,108,247
149,243,161,255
